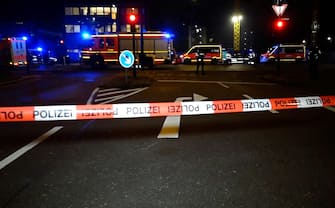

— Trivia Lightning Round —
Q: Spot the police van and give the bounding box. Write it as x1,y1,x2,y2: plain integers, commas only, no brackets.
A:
180,44,222,64
260,44,306,63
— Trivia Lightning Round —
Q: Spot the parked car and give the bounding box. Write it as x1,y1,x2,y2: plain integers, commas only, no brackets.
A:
28,49,57,65
222,48,232,64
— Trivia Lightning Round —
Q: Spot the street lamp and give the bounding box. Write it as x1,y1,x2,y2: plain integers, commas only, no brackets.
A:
231,15,242,52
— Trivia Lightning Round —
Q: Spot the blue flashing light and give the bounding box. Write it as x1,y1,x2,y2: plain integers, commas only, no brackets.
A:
259,55,268,63
164,33,174,39
164,33,171,39
82,32,91,39
37,47,43,52
22,36,28,41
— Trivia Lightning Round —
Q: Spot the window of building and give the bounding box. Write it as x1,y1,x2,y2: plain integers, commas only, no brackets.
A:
90,7,111,15
112,22,117,32
65,25,81,33
65,7,80,15
126,24,131,33
97,26,105,34
90,7,97,15
80,7,88,15
105,25,112,33
65,7,72,15
74,25,80,33
111,6,117,19
96,7,104,15
72,7,79,15
104,7,111,15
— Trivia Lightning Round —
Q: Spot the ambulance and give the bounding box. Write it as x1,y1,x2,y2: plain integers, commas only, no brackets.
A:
0,37,27,68
180,44,223,64
260,44,306,63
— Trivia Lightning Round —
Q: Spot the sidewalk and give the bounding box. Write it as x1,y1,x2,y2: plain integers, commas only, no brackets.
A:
261,63,335,88
0,64,83,86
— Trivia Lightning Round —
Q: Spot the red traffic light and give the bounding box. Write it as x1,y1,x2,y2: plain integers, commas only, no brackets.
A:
276,20,284,28
274,18,287,30
128,14,137,24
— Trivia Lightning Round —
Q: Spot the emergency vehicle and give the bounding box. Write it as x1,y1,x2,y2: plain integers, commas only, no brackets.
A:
180,44,223,64
0,37,27,68
80,31,174,68
260,44,307,63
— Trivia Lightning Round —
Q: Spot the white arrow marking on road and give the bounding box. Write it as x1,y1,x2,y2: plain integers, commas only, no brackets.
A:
157,93,208,139
193,93,208,102
324,106,335,113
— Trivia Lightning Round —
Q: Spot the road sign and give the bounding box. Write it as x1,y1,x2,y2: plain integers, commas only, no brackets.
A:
272,4,288,17
119,50,135,68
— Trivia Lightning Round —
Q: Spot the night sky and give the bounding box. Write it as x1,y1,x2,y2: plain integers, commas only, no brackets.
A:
0,0,330,51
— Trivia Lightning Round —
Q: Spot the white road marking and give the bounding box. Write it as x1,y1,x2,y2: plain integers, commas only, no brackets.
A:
97,88,145,97
243,94,279,114
218,82,230,88
98,88,121,93
157,116,181,139
95,94,126,103
158,79,230,88
158,94,208,139
324,106,335,113
158,79,276,86
222,81,277,86
99,87,148,104
158,80,219,84
86,87,100,104
0,126,64,171
88,87,148,104
158,96,192,139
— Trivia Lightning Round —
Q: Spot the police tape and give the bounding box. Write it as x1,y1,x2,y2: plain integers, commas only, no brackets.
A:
0,95,334,122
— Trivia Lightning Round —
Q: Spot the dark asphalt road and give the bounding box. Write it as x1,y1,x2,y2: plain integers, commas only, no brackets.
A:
0,63,334,208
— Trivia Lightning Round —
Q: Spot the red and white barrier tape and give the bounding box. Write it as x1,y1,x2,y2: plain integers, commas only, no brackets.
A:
1,96,334,122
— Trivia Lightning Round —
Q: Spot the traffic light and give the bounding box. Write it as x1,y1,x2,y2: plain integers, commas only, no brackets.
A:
128,13,137,25
128,14,136,23
274,18,287,31
276,20,284,29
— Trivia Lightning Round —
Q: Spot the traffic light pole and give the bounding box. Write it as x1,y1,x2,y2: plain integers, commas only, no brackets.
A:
131,24,137,78
276,41,281,75
275,17,282,76
309,2,320,80
272,1,288,76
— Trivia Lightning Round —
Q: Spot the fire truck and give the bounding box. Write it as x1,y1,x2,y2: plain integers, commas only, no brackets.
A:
0,37,27,68
80,31,174,68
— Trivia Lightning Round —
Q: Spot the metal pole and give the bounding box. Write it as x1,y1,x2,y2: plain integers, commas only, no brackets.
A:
276,43,281,75
140,7,144,56
132,24,136,78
